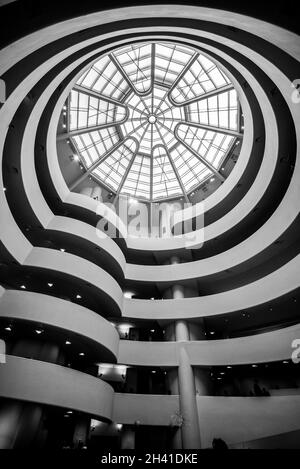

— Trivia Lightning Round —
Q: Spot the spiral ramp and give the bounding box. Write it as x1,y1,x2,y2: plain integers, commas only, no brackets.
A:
0,2,300,449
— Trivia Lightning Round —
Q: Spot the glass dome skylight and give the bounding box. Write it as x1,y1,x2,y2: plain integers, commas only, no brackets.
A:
67,41,242,201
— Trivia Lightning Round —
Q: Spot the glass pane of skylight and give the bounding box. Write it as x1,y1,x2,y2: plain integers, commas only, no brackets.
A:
170,54,231,105
93,139,137,191
152,146,182,200
176,123,235,169
188,89,239,130
69,90,127,131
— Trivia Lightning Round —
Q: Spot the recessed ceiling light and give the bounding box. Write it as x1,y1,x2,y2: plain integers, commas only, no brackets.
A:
5,326,12,331
150,329,155,333
151,370,156,374
220,372,225,375
20,285,26,289
227,366,232,369
217,377,222,380
79,352,85,356
35,329,43,334
67,410,73,414
60,248,66,252
252,364,258,368
76,295,82,299
65,341,71,345
283,360,289,364
210,331,215,335
47,283,53,287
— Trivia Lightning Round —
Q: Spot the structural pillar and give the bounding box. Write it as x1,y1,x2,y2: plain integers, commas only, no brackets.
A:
121,425,135,449
73,415,90,448
0,401,43,449
170,256,201,449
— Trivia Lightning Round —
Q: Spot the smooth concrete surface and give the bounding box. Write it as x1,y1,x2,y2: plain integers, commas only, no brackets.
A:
124,255,300,319
118,324,300,366
197,396,300,448
0,356,114,420
113,393,300,447
0,289,119,359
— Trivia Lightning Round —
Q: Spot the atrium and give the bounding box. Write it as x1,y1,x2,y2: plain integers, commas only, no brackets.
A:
0,0,299,450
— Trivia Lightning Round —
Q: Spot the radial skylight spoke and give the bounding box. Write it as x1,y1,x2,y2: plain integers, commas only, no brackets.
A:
175,124,227,181
176,121,242,138
110,44,154,96
169,53,231,106
70,138,126,190
152,145,183,200
66,41,242,201
165,147,190,202
94,138,138,192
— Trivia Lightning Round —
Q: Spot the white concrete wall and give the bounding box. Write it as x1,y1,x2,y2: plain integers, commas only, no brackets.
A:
0,356,114,419
0,290,119,359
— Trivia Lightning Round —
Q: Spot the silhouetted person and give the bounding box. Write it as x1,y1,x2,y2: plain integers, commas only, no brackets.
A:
212,438,229,449
253,380,263,396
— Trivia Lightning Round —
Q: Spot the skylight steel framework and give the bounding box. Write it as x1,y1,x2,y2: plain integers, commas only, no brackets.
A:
64,41,243,202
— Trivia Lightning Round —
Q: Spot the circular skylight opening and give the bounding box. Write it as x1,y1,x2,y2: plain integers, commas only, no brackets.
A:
68,41,243,202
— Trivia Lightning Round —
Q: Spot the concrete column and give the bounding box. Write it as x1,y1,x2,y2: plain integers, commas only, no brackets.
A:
0,401,23,449
14,403,43,448
178,345,201,448
121,426,135,449
171,427,182,449
73,415,90,448
0,401,43,449
169,256,201,449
